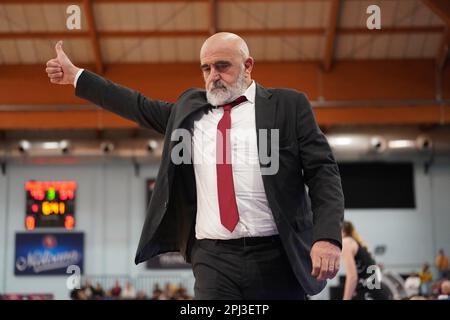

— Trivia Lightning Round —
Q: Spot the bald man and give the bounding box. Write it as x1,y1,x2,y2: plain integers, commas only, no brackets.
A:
46,32,344,300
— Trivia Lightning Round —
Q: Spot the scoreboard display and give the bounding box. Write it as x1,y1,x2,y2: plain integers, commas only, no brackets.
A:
25,181,76,230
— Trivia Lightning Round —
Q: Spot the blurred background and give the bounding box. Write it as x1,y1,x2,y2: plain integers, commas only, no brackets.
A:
0,0,449,300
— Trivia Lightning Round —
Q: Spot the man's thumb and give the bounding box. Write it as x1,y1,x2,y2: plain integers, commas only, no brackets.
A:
55,40,65,57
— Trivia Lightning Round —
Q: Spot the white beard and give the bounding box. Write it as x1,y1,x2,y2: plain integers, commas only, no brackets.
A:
206,67,247,106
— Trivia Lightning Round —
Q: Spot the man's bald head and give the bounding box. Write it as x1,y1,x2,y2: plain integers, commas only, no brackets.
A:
200,32,250,62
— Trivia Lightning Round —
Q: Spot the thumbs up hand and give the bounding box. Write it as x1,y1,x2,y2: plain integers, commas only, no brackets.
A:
45,40,80,85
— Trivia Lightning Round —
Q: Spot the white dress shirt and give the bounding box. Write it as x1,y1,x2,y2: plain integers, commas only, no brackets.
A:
192,81,278,240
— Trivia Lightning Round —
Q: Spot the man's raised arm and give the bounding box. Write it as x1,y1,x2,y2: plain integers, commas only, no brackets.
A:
45,41,172,134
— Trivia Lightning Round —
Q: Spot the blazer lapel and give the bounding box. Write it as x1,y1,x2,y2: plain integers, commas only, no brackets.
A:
254,83,277,164
169,90,210,156
173,90,210,130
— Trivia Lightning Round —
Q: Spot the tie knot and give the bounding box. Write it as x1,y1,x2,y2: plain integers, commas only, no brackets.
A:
220,95,247,111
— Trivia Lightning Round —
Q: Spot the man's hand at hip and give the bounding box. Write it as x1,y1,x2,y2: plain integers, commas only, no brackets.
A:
310,240,341,280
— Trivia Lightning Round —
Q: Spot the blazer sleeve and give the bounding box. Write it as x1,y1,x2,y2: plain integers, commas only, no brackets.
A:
75,70,173,135
295,93,345,248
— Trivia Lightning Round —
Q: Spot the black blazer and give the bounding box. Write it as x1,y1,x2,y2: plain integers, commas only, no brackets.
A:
76,70,345,295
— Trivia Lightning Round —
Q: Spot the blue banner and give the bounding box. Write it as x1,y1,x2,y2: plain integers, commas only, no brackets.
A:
15,232,84,276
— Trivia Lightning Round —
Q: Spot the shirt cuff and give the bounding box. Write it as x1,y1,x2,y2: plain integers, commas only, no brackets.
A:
73,68,84,87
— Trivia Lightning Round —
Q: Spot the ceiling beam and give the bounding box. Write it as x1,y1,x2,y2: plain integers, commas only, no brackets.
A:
422,0,450,26
209,0,218,35
0,61,445,104
317,105,450,126
0,0,299,2
0,0,327,3
323,0,341,72
422,0,450,71
0,0,208,3
0,31,208,40
227,28,324,36
338,26,444,34
437,29,450,70
100,30,209,37
1,104,449,130
0,0,80,2
219,0,331,2
226,26,445,37
0,110,136,130
0,32,88,39
83,0,104,74
0,26,444,40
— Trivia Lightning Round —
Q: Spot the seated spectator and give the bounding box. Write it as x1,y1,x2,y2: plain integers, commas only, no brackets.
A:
419,263,433,296
404,272,421,298
437,280,450,300
120,281,136,299
69,287,80,300
92,282,105,299
110,280,122,298
81,279,94,300
69,279,194,300
70,288,88,300
151,287,163,300
431,279,444,297
173,286,192,300
103,290,114,300
157,292,170,300
152,287,162,300
78,290,89,300
136,291,147,300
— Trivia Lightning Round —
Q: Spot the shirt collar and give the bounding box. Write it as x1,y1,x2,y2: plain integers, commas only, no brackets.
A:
243,80,256,104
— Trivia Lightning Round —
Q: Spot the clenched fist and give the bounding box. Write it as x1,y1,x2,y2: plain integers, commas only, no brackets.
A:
310,240,341,281
45,40,80,85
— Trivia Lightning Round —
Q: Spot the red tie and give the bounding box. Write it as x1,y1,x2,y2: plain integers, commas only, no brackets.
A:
216,96,247,232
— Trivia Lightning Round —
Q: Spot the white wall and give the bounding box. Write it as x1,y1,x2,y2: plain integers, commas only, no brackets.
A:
1,161,449,299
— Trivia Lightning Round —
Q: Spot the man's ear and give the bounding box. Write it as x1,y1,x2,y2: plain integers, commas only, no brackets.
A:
244,57,254,73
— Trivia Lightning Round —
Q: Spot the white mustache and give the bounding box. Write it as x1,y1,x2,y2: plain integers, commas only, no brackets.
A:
206,66,246,106
210,81,227,91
